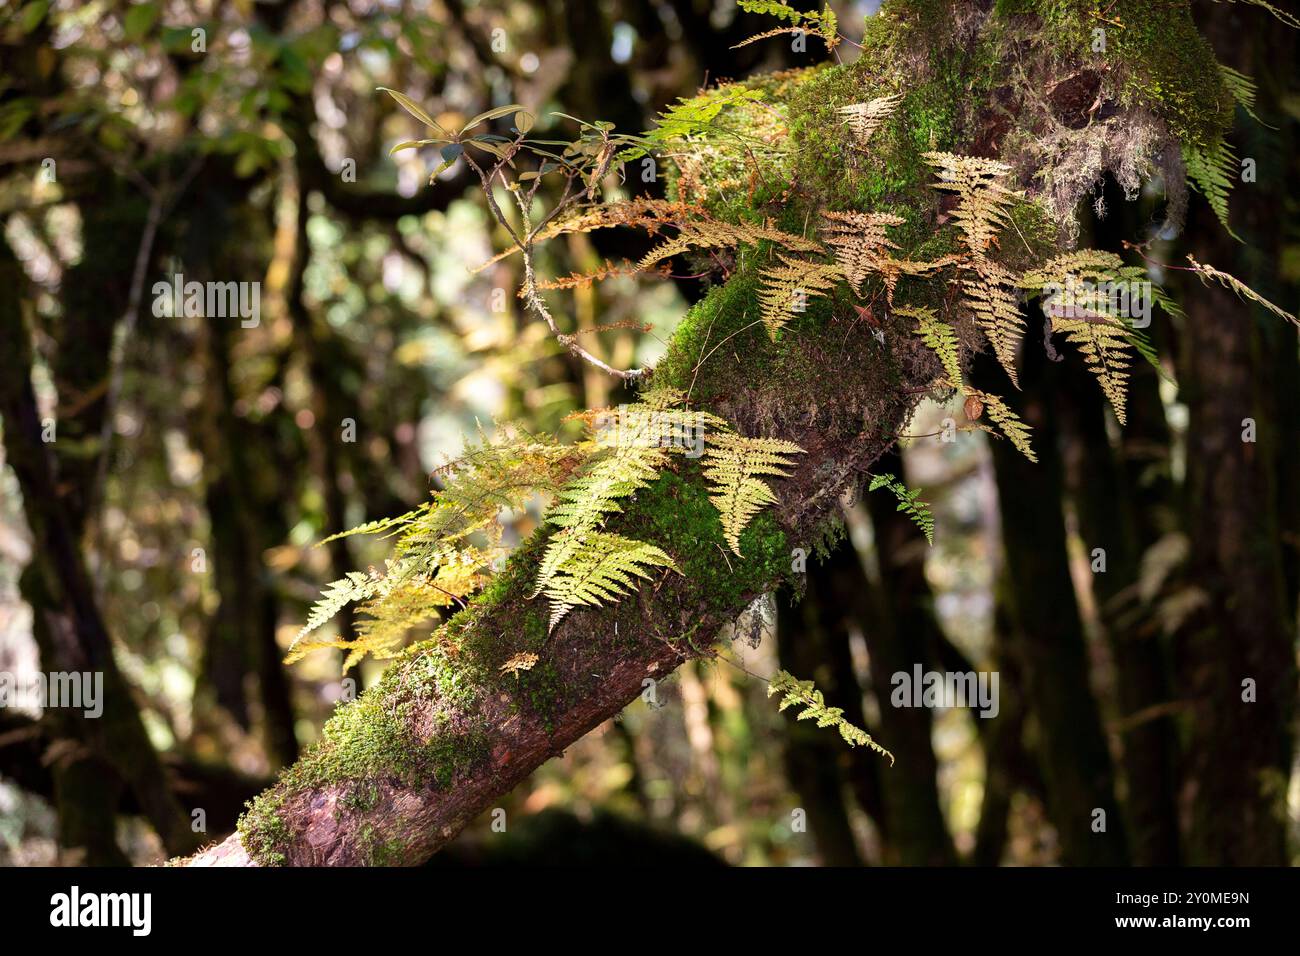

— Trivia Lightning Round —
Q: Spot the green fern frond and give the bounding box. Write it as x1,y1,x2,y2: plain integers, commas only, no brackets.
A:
702,432,804,555
868,472,935,545
317,507,426,546
1182,136,1239,240
538,530,678,630
737,0,839,48
768,669,893,761
898,304,962,389
289,568,389,654
1218,64,1265,125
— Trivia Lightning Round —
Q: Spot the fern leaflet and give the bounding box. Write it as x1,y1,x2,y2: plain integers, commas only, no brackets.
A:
768,669,893,761
702,432,805,555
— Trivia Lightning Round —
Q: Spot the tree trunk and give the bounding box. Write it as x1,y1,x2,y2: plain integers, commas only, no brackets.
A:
976,349,1129,865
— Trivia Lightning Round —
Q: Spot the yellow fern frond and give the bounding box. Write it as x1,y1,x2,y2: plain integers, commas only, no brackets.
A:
838,93,902,149
963,387,1037,462
898,305,962,389
1182,136,1239,240
1186,255,1298,328
922,152,1021,260
538,530,678,630
820,210,905,295
965,260,1025,388
757,254,842,338
702,432,805,554
500,652,539,677
1053,314,1132,424
769,669,893,761
637,216,823,271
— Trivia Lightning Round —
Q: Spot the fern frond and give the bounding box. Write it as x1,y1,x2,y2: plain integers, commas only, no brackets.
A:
499,652,540,677
637,216,822,271
737,0,840,48
965,260,1025,388
702,432,805,554
1219,64,1265,124
1186,255,1299,328
868,472,934,545
837,93,902,149
1054,314,1133,424
287,567,391,663
922,152,1022,260
963,387,1037,462
898,305,962,389
757,254,842,338
1182,136,1239,240
317,508,426,546
538,530,678,630
820,210,904,294
768,669,893,761
1220,0,1300,29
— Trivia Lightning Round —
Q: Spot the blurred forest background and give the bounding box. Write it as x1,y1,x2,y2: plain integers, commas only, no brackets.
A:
0,0,1296,867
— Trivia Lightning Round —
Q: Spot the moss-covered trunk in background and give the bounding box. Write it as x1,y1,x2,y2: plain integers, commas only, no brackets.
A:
976,348,1129,865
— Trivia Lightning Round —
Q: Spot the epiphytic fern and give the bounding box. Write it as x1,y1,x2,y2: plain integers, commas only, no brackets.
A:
768,669,893,761
757,254,842,338
962,387,1037,463
536,530,678,630
702,432,805,555
1021,250,1145,422
535,389,719,627
821,210,904,294
288,577,454,671
898,305,962,389
838,93,902,149
966,260,1026,388
869,472,934,545
923,153,1026,385
1219,64,1265,124
1182,135,1239,240
1185,255,1299,327
287,427,582,668
637,216,822,272
922,152,1021,260
736,1,840,50
1053,312,1134,424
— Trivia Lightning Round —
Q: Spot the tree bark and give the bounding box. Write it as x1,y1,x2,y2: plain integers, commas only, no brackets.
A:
976,349,1129,865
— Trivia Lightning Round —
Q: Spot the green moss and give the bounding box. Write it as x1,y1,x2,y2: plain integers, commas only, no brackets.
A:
237,790,289,867
621,470,790,612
